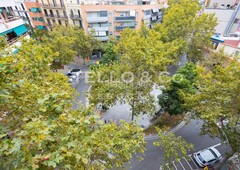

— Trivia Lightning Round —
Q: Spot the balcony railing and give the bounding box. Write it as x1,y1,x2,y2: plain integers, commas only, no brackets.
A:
21,16,31,21
70,15,81,20
115,16,136,21
45,14,54,18
2,17,21,23
15,9,27,12
55,15,68,20
41,3,65,8
115,25,135,30
8,32,28,46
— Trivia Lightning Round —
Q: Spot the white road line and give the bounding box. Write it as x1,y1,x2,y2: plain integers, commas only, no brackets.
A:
189,156,198,168
178,160,186,170
212,143,222,148
183,157,193,170
172,161,178,170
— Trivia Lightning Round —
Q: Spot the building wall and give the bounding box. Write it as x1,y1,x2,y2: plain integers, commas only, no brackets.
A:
81,4,162,37
205,0,237,9
40,0,70,29
204,9,234,35
24,1,47,29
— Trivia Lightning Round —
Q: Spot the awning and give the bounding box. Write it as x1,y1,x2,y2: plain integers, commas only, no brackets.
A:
13,25,28,36
37,25,44,30
31,7,37,12
211,36,224,43
0,29,13,36
37,26,47,30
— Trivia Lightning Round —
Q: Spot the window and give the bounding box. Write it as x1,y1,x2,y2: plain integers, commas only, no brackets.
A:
119,11,129,17
56,10,60,17
100,11,107,17
144,10,151,16
58,20,62,25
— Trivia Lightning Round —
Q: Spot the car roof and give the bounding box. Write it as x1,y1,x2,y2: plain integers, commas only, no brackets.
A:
199,148,218,162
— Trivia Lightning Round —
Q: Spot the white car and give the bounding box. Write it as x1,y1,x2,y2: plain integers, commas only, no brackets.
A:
68,69,82,77
193,147,222,168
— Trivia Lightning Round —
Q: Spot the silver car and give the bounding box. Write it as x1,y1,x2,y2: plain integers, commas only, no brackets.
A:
193,147,222,167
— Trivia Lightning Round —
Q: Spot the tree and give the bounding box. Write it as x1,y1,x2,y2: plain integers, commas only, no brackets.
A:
31,28,48,42
158,63,197,115
154,0,217,62
42,25,77,70
0,40,145,169
99,42,119,65
88,28,186,121
183,52,240,164
154,128,193,170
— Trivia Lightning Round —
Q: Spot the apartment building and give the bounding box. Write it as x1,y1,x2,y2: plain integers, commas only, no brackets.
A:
38,0,164,40
15,0,47,30
204,0,240,36
0,0,30,53
81,0,163,41
67,0,83,28
40,0,70,28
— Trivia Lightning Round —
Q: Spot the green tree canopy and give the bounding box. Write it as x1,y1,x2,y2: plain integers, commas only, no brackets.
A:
155,0,217,62
89,27,186,120
158,63,197,115
184,53,240,158
0,39,145,170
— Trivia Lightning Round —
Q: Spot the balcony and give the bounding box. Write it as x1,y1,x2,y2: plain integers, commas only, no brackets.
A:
70,15,81,20
88,26,108,31
41,3,65,9
15,9,27,12
55,15,68,20
87,17,108,23
21,16,31,21
45,14,54,18
0,18,25,35
95,36,109,41
115,16,136,21
115,25,135,30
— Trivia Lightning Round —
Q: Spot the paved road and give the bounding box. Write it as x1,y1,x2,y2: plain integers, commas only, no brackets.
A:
125,119,231,170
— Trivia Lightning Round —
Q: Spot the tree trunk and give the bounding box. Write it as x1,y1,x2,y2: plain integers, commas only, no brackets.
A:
131,101,135,122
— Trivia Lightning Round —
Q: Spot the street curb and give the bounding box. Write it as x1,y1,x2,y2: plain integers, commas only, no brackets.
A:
144,120,187,141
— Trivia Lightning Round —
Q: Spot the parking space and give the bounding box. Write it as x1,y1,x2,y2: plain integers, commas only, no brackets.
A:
159,143,226,170
159,155,199,170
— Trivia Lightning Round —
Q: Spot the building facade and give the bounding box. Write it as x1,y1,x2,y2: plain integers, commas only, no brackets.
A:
80,1,163,41
204,0,240,36
15,0,47,30
40,0,70,28
0,0,29,53
39,0,164,40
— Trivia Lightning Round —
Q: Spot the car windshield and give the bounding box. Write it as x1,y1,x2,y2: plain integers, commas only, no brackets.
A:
197,153,206,163
209,149,218,158
71,69,80,72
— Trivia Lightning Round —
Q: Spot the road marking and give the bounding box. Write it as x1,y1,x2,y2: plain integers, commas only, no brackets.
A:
183,157,193,170
189,155,199,168
172,161,178,170
178,160,186,170
211,143,222,148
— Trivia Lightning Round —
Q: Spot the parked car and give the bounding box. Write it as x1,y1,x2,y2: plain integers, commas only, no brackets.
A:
68,69,82,77
66,73,77,83
193,147,222,168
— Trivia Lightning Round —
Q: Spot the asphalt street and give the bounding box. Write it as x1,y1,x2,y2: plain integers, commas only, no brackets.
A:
125,119,231,170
